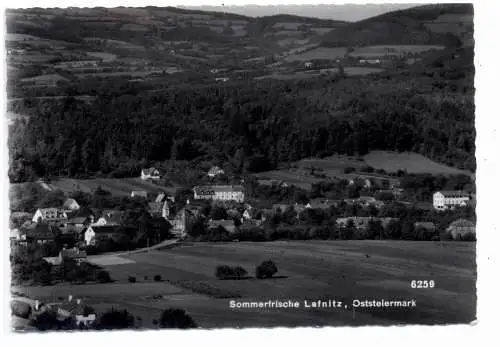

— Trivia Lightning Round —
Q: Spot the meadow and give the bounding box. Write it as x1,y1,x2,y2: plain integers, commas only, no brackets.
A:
48,177,178,196
16,240,476,328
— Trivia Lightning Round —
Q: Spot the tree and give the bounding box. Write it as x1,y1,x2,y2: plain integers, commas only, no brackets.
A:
256,260,278,279
159,308,197,329
210,205,228,220
98,308,135,330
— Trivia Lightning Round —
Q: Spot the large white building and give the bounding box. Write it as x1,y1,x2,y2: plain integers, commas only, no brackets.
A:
433,191,471,210
193,185,244,203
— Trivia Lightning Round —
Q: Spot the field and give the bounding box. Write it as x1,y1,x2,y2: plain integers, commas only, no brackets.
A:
349,45,445,58
255,67,383,80
48,177,178,196
285,47,348,61
255,151,469,189
364,151,471,176
15,241,476,328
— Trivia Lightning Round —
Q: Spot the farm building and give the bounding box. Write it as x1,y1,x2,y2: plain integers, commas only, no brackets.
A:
208,166,225,177
32,208,68,223
131,190,148,199
433,191,471,210
193,185,245,203
63,198,81,211
446,219,475,239
141,167,161,180
166,208,193,238
84,225,122,246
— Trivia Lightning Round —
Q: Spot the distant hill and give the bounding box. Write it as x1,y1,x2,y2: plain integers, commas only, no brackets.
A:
322,3,473,47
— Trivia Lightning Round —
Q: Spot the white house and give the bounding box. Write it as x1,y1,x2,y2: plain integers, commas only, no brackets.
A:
131,190,148,199
32,208,68,223
433,191,471,210
193,185,244,203
304,61,313,68
84,225,121,246
141,167,161,180
208,166,225,178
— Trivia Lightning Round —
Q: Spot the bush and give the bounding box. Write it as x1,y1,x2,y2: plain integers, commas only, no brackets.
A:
256,260,278,279
97,270,112,283
215,265,235,280
128,276,136,283
11,300,32,319
215,265,248,280
159,308,197,329
98,308,135,330
154,275,162,282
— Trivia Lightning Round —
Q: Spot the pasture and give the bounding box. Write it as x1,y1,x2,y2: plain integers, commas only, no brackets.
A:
48,177,178,196
349,45,445,58
18,241,476,327
363,151,471,176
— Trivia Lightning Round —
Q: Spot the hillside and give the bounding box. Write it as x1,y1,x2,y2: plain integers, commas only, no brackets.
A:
6,5,475,183
322,3,473,47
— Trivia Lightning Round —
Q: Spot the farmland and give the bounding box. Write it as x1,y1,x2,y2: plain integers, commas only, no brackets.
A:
364,151,472,176
47,177,178,196
255,151,467,190
15,241,476,328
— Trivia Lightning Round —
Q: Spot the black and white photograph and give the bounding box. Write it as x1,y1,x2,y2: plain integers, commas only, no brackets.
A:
3,0,482,333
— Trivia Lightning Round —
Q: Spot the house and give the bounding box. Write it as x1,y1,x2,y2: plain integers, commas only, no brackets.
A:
433,191,471,210
141,167,161,180
193,185,244,203
167,208,192,238
446,219,475,239
148,202,164,218
63,198,80,211
131,190,148,199
208,219,237,234
93,210,125,226
242,207,265,224
215,77,230,83
355,196,385,209
307,198,339,210
74,306,97,328
207,166,225,178
414,222,436,232
304,61,313,68
84,225,122,246
32,208,68,223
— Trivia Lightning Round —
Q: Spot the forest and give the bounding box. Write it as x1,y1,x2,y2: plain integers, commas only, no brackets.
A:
8,47,474,183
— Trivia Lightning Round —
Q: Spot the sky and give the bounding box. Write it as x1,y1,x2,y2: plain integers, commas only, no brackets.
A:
184,4,421,22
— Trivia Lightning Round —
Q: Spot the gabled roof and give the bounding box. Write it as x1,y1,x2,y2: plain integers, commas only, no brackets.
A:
67,217,88,224
142,167,160,176
88,225,121,234
155,192,166,202
437,190,470,198
148,202,164,215
194,185,244,194
208,166,224,175
131,190,148,198
36,208,68,220
63,198,80,209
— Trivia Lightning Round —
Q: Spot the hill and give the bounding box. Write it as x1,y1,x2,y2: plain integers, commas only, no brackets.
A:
322,3,473,47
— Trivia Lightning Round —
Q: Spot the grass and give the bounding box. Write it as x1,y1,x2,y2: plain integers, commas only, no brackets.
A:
363,151,471,176
17,241,476,328
48,177,178,196
285,47,348,61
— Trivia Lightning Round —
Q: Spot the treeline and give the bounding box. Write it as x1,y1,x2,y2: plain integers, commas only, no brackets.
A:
9,51,474,182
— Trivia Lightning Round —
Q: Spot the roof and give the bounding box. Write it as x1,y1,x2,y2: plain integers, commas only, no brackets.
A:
436,191,470,198
23,224,54,239
155,192,166,202
58,225,86,235
194,185,244,194
448,219,475,228
142,167,159,176
131,190,148,197
63,198,80,209
36,208,68,220
61,248,87,260
208,166,224,175
88,225,121,234
98,210,125,225
67,217,88,224
148,202,164,215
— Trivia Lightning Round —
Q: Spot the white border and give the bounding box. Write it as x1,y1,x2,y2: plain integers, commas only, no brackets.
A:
1,0,498,346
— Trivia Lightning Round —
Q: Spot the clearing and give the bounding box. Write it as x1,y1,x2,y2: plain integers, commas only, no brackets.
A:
16,241,476,328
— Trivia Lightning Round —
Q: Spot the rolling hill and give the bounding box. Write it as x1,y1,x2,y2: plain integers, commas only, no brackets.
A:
321,3,473,47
